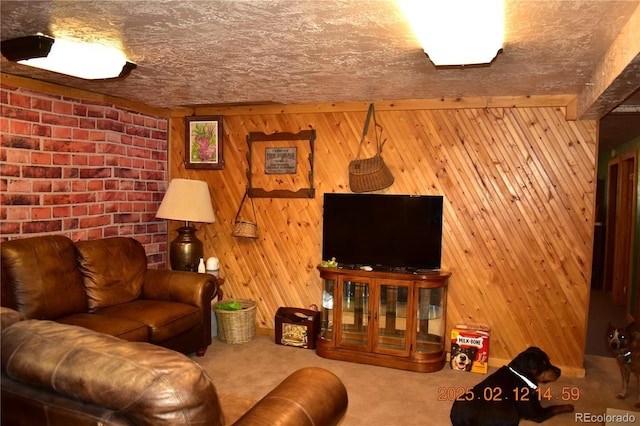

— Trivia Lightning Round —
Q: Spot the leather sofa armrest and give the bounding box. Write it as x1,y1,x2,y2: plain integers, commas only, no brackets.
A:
142,269,216,307
0,307,24,329
2,320,225,426
233,367,348,426
143,270,216,354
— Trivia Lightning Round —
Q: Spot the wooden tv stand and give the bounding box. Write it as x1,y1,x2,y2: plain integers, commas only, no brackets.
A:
316,266,450,372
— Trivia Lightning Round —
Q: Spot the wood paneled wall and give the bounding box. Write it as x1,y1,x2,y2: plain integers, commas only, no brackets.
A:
169,102,596,373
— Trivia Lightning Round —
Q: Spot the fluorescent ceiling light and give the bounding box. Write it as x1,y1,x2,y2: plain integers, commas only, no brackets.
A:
1,34,136,80
397,0,504,66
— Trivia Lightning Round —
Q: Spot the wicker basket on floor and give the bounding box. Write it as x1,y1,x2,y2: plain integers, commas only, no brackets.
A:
213,299,257,344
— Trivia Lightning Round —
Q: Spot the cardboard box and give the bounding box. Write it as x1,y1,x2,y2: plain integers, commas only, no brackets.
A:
275,307,320,349
450,325,490,374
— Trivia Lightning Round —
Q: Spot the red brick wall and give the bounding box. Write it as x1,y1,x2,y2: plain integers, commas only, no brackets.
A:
0,83,169,268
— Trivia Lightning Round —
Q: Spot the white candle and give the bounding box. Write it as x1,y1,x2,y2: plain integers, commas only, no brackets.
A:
206,257,219,270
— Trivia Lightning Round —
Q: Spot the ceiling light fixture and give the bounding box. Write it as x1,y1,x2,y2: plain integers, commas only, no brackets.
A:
0,34,136,80
397,0,504,66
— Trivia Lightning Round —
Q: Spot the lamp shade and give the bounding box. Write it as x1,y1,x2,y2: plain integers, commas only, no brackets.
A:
156,178,215,224
1,34,136,80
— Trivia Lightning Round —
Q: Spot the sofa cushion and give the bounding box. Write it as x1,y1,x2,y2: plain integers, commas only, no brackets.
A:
75,237,146,312
0,307,24,329
56,313,148,342
95,300,200,344
1,235,88,319
1,320,224,426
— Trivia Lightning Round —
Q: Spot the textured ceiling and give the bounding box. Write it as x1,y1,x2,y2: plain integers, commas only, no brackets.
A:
1,0,640,148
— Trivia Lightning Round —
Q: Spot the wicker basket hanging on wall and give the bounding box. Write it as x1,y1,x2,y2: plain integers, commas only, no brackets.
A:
348,103,394,193
231,190,258,238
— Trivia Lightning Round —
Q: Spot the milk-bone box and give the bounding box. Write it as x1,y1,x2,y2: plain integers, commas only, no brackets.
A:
275,307,320,349
450,325,490,374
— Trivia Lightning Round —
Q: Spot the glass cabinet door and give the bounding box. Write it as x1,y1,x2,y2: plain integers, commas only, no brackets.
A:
320,278,335,341
415,286,445,353
337,279,369,350
375,281,412,355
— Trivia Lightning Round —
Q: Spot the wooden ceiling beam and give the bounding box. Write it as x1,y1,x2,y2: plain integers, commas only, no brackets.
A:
577,3,640,120
191,95,577,117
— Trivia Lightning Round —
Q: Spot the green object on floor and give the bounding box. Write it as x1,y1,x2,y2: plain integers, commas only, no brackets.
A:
217,300,242,311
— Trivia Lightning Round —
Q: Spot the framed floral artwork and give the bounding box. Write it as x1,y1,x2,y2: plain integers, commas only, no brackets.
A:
184,115,224,169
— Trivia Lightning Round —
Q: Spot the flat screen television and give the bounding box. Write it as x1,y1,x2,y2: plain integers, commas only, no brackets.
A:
321,193,443,271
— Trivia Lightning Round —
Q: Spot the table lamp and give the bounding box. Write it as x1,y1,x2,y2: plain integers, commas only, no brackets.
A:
156,178,215,271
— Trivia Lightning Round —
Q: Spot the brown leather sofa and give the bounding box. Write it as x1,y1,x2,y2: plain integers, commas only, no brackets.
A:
1,308,348,426
1,235,216,356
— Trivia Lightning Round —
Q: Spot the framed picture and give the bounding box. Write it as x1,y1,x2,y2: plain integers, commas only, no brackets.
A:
184,115,224,169
246,130,315,198
265,147,297,174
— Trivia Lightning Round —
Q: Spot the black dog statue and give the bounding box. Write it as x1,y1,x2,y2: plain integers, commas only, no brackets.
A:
450,346,574,425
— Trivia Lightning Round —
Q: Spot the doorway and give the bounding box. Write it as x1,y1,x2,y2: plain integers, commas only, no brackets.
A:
603,152,638,315
586,151,637,356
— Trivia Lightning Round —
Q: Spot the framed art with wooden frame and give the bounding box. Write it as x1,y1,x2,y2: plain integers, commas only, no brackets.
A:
246,130,316,198
184,115,224,169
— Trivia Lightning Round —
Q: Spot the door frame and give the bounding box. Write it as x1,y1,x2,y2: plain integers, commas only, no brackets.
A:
603,151,637,317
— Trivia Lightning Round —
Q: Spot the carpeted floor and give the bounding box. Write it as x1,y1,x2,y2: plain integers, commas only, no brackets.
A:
193,334,640,426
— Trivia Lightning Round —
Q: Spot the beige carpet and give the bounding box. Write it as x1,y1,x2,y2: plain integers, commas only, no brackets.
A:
193,335,639,425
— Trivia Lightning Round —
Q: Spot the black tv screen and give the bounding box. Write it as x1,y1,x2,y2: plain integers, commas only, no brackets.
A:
321,193,443,271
